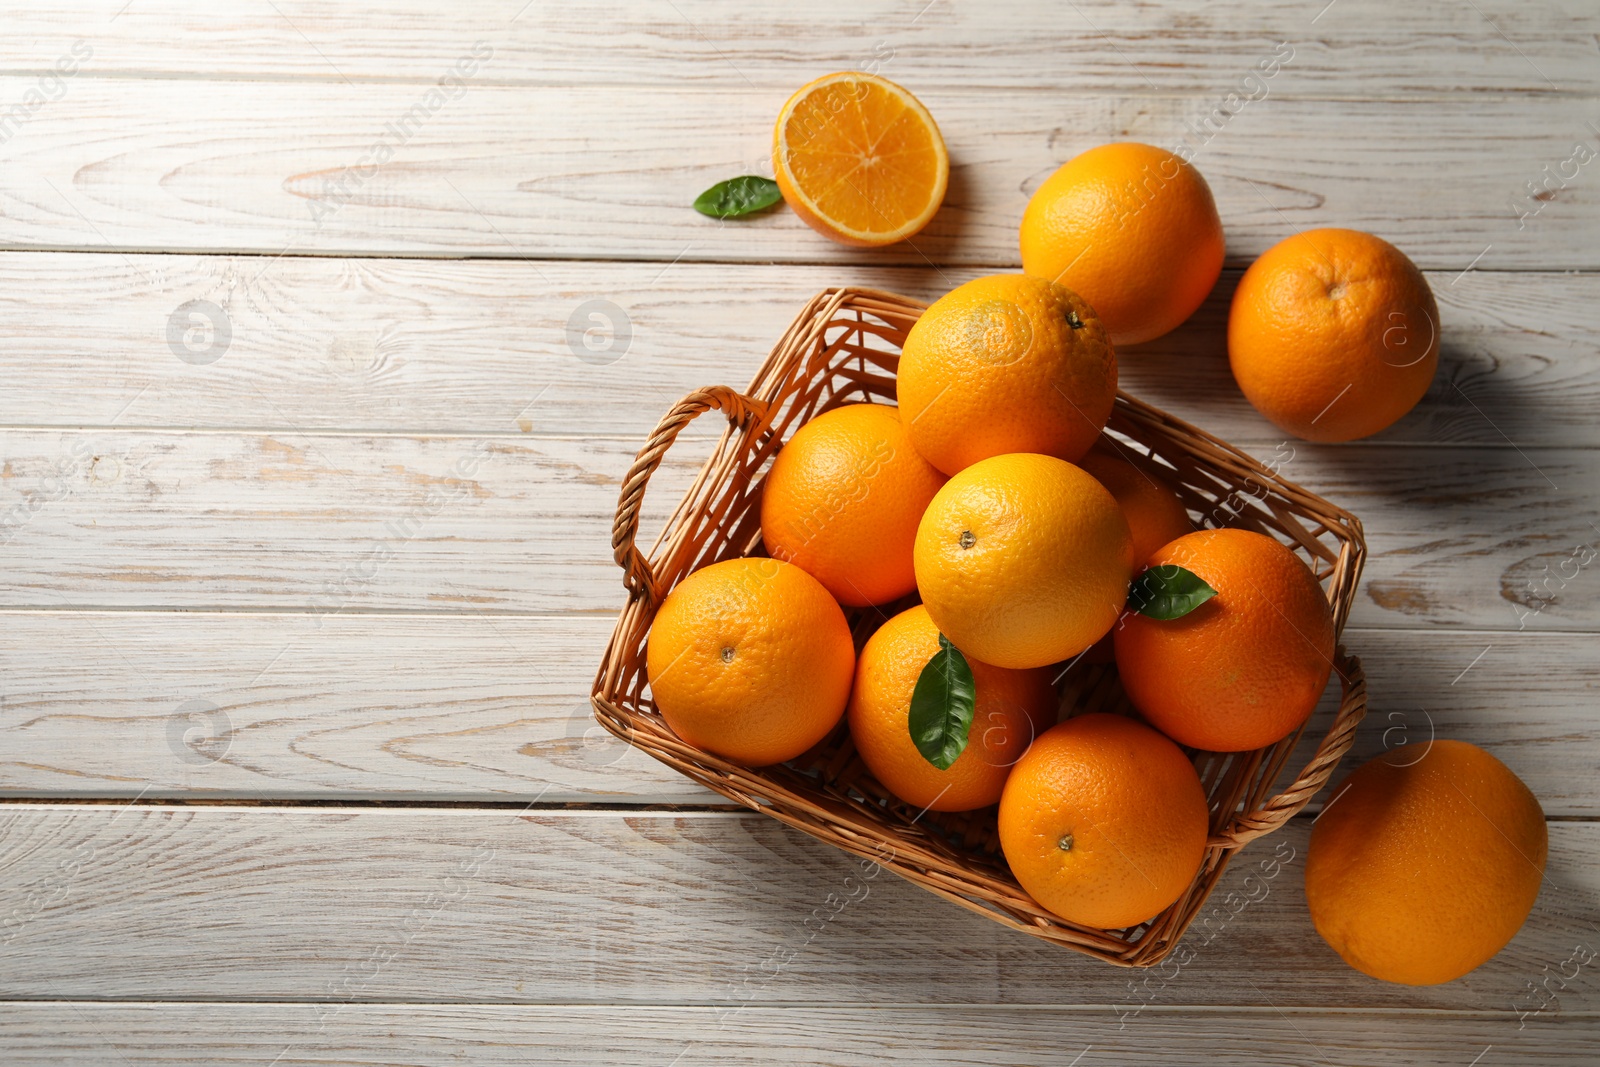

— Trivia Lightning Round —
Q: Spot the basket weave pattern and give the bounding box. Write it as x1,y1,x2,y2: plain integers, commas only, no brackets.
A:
593,287,1368,967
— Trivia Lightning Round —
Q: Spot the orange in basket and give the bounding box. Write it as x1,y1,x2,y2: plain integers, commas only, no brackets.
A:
848,604,1056,814
1115,528,1337,753
998,713,1210,930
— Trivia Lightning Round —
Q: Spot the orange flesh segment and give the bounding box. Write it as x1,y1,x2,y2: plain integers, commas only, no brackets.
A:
777,74,946,243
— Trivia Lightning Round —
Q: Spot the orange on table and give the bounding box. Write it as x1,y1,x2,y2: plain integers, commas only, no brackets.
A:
848,605,1057,812
646,557,855,767
1306,741,1546,985
998,712,1209,929
1229,228,1439,442
1077,449,1194,565
915,453,1133,670
772,71,948,248
1020,142,1225,346
1114,528,1335,752
897,274,1117,476
759,402,946,607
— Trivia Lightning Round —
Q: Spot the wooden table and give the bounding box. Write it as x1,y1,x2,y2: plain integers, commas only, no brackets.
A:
2,3,1596,1063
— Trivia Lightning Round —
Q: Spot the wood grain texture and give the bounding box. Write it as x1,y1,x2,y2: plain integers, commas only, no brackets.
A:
0,430,660,615
7,0,1599,96
1,615,1594,813
0,253,1593,448
2,1003,1596,1066
0,78,1593,267
0,612,708,804
0,0,1594,1054
2,429,1595,629
2,807,1596,1013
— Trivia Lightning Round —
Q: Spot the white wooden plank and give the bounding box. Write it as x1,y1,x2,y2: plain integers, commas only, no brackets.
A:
1,808,1596,1013
6,0,1597,96
1,615,1595,816
1,1003,1595,1067
0,79,1592,267
1,429,1596,630
0,431,665,615
0,612,707,804
0,253,1591,448
1290,629,1600,819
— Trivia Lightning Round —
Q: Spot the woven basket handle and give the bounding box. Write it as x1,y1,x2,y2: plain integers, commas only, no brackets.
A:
612,385,770,603
1210,648,1367,849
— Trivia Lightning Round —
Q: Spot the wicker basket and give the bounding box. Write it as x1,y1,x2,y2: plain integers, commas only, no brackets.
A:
592,287,1368,967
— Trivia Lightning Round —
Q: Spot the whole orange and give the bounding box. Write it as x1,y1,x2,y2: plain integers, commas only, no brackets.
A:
1020,142,1225,346
646,557,855,766
772,72,948,248
999,712,1209,929
896,274,1116,476
915,453,1133,670
1307,741,1547,985
1077,449,1194,565
1229,228,1439,442
760,403,946,607
1114,528,1335,752
848,605,1057,812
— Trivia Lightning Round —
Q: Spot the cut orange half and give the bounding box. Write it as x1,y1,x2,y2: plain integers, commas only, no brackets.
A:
773,72,949,248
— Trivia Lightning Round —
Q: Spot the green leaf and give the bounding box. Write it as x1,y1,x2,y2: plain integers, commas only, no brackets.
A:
908,634,978,770
693,175,782,219
1128,564,1218,620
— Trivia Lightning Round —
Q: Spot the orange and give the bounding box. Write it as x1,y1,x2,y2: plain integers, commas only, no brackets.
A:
848,605,1057,812
897,274,1117,476
1114,528,1335,752
1229,228,1439,442
1020,142,1225,346
1307,741,1547,985
915,453,1133,670
759,403,946,607
646,557,854,766
1071,445,1193,670
999,713,1209,929
772,72,948,248
1077,449,1194,565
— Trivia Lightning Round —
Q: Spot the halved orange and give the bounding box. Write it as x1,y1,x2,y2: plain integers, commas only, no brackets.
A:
773,72,948,248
